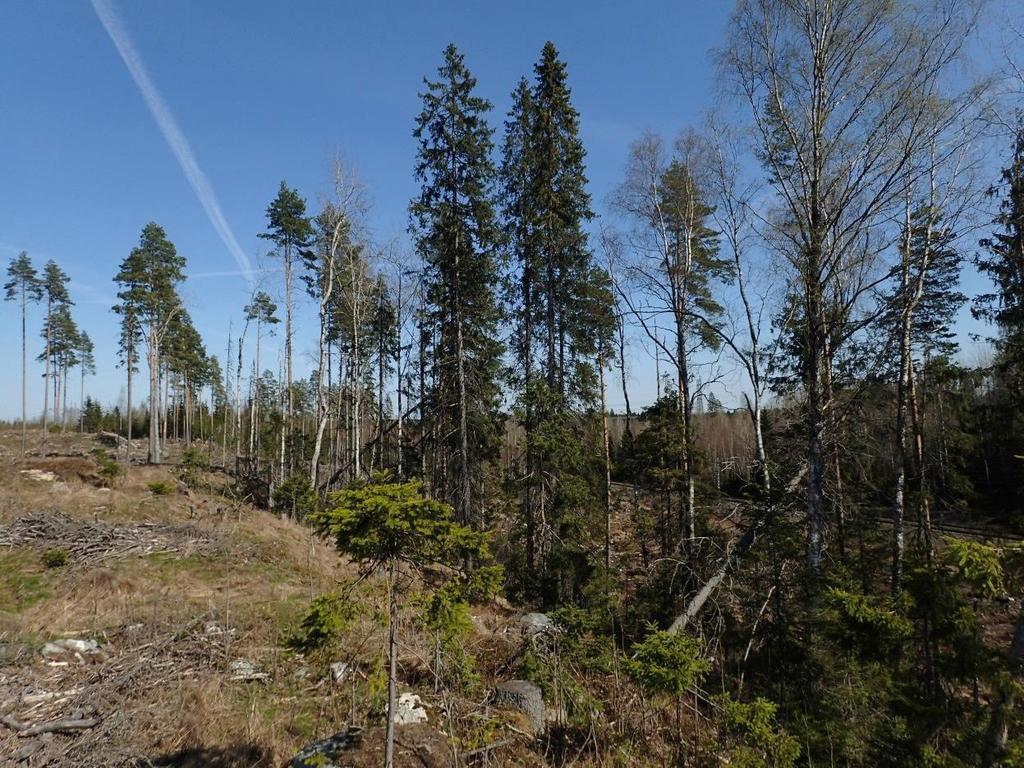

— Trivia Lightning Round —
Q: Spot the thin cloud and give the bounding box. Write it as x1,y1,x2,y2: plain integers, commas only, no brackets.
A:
90,0,254,285
188,268,281,280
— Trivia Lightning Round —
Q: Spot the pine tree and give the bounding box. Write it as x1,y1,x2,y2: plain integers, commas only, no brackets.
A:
76,331,95,431
163,310,207,445
113,222,186,464
116,305,143,460
260,181,313,473
240,291,279,460
39,261,71,455
410,44,504,527
4,252,42,455
612,132,730,553
41,304,82,433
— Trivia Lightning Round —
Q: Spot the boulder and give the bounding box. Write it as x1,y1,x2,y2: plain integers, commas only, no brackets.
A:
393,692,429,725
291,726,362,767
492,679,545,735
20,469,58,483
228,658,269,682
519,612,554,637
96,431,127,448
41,638,105,664
330,661,352,684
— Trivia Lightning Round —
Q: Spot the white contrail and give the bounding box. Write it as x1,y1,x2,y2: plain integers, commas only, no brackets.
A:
90,0,254,284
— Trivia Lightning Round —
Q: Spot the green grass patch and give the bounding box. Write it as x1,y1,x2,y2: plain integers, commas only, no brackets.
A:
0,551,54,614
147,480,176,496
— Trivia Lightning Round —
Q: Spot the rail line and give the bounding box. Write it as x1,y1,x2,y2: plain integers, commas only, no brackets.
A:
607,481,1024,543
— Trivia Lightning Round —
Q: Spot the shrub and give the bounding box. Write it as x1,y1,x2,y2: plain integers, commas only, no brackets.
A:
717,694,800,768
177,447,210,489
147,480,175,496
272,474,318,521
92,449,124,487
625,626,711,699
41,548,69,569
287,592,358,653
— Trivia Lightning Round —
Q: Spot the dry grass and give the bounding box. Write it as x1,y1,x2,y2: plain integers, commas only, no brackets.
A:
0,430,545,767
0,431,362,765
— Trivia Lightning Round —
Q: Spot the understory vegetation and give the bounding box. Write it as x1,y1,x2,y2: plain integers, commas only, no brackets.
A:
4,1,1024,766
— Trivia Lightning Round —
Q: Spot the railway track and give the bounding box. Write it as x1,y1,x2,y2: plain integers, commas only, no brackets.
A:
607,481,1024,543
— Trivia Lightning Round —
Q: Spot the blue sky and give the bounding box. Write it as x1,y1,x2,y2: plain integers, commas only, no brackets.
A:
0,1,1018,420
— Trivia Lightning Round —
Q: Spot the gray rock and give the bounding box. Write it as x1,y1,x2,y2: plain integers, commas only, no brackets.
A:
291,726,362,767
228,657,269,682
330,661,352,684
492,679,545,735
393,692,428,725
519,612,554,637
20,469,58,483
41,638,105,664
97,431,127,448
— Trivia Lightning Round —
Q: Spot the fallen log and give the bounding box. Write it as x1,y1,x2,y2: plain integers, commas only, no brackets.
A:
1,714,100,737
668,521,759,634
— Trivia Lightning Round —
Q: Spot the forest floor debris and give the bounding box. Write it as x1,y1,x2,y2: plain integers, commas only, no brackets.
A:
0,511,216,565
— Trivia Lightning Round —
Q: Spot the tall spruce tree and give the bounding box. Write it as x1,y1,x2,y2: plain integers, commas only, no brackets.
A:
113,222,186,464
976,128,1024,510
502,42,616,602
977,129,1024,406
410,44,504,527
4,252,42,455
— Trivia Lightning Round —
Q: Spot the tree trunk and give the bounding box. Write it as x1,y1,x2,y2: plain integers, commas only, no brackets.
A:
599,340,612,572
79,357,86,433
284,245,293,476
20,289,27,455
41,295,51,457
148,334,160,464
126,336,134,464
61,360,69,433
384,558,398,768
679,334,695,557
311,257,334,488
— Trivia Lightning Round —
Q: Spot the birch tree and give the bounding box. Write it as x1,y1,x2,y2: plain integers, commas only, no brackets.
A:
723,0,980,572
